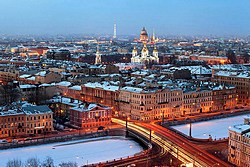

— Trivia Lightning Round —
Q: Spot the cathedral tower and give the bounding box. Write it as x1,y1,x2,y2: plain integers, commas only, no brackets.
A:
132,45,138,57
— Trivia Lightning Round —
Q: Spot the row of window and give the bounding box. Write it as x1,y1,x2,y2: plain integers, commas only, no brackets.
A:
27,114,52,121
0,115,52,123
1,129,25,135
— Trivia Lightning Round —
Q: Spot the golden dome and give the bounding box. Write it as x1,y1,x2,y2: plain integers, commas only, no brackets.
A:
153,45,158,52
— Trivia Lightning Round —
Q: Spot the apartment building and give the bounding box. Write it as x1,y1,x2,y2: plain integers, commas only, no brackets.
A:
183,88,213,115
70,103,111,129
0,102,53,138
118,86,183,120
81,82,120,111
213,71,250,105
228,116,250,167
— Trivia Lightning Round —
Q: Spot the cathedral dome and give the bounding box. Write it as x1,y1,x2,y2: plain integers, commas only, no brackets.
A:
140,27,148,36
140,27,148,43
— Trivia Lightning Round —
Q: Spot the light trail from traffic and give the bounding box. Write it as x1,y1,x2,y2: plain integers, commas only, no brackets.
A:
112,118,232,167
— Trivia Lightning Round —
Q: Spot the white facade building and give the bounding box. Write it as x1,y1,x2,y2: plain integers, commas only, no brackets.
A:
131,44,159,64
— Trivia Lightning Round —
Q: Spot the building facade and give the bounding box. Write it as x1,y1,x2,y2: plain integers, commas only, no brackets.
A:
228,116,250,167
0,103,53,138
70,103,111,129
118,86,182,120
212,71,250,105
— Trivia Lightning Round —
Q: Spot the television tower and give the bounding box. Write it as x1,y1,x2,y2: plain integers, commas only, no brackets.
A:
113,23,117,39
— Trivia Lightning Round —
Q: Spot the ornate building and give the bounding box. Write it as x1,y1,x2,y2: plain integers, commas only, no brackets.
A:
140,27,149,43
131,44,159,64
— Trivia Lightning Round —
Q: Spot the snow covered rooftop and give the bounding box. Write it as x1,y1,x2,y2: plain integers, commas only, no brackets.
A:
56,81,71,87
19,84,36,89
121,86,143,93
169,66,212,75
214,71,250,79
49,97,81,107
23,105,52,115
19,74,31,78
0,102,52,116
69,85,81,91
71,103,110,112
27,76,35,81
131,71,148,76
35,71,48,76
84,82,119,92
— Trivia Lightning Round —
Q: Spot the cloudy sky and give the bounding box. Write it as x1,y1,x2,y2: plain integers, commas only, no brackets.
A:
0,0,249,36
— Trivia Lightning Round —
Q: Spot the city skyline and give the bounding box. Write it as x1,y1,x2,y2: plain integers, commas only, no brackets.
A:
0,0,249,36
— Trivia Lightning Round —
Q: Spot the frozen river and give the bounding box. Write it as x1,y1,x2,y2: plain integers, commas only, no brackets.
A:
0,137,143,166
171,114,249,139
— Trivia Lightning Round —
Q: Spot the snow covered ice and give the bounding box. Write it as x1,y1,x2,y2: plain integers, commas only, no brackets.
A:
172,114,249,139
0,137,143,166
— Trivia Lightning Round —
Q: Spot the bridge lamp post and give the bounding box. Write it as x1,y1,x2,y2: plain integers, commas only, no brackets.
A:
160,111,164,125
125,116,130,137
189,122,192,138
125,116,130,129
149,129,154,143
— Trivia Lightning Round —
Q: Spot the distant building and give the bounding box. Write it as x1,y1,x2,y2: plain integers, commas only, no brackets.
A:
0,68,20,84
46,49,71,60
228,116,250,167
190,54,229,65
139,27,149,43
35,71,61,84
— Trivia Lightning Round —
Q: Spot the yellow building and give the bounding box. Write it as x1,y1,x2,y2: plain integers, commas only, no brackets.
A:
0,103,53,138
183,88,213,115
118,86,182,120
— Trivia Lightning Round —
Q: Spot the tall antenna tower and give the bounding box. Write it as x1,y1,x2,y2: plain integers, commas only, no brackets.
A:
113,23,117,39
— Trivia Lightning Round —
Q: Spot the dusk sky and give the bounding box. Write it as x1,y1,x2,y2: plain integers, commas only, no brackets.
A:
0,0,249,36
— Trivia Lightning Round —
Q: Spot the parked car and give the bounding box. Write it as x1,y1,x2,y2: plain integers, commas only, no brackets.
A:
0,139,8,144
24,137,32,141
12,139,18,143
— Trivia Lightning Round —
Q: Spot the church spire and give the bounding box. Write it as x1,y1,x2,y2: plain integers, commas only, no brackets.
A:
95,44,102,64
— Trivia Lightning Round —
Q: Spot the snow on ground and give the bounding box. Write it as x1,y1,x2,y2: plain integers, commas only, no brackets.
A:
171,114,249,139
0,137,143,166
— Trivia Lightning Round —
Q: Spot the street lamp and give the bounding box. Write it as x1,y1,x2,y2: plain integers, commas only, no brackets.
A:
76,155,87,166
160,111,165,124
189,121,192,138
125,115,130,137
149,129,154,143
